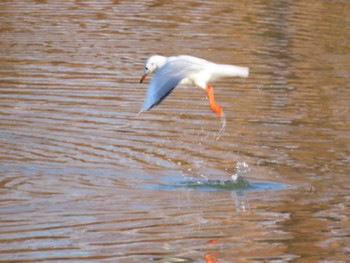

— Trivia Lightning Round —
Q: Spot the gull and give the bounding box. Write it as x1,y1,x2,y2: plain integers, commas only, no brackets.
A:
139,55,249,116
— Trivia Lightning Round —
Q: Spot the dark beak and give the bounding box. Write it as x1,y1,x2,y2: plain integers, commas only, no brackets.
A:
140,73,147,84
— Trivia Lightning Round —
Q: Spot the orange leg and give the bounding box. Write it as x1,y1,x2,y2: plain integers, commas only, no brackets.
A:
205,84,223,116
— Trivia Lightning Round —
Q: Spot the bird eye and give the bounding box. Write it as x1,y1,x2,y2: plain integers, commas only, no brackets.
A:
145,66,149,71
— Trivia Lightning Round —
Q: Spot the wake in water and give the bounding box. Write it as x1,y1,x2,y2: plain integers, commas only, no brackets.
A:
180,161,253,191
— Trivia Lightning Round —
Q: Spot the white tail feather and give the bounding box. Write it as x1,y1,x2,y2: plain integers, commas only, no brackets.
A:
216,64,249,78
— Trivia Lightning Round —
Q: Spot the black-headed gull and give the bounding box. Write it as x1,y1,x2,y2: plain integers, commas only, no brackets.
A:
139,55,249,116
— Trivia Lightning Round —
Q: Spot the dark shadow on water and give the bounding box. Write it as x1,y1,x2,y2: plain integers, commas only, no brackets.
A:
144,175,288,192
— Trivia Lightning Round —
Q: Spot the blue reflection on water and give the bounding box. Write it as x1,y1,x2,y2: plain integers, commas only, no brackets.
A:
144,174,288,192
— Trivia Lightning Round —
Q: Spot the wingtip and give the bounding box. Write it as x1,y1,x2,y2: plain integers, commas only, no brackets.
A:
136,109,144,116
137,105,152,116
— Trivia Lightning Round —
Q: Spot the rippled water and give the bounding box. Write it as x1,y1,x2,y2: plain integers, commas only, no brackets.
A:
1,1,350,262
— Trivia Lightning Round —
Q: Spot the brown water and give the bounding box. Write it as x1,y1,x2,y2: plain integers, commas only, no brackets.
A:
1,1,350,262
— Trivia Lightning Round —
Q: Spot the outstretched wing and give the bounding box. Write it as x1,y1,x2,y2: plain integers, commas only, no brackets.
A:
141,57,206,111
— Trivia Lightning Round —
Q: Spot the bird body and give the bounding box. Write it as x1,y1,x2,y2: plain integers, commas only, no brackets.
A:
140,55,249,116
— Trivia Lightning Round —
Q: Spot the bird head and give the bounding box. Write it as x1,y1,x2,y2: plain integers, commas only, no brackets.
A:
140,55,167,83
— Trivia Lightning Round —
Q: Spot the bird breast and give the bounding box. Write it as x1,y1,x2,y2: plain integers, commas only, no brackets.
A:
177,70,212,89
179,77,194,86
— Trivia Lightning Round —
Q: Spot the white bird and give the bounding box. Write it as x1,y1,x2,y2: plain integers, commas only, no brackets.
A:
139,55,249,116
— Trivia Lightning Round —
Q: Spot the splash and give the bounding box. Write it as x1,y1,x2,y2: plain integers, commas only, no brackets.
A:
215,113,226,140
144,161,288,192
231,161,251,181
178,162,253,190
181,177,252,190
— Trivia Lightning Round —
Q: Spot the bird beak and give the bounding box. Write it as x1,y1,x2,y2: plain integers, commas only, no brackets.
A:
140,73,147,84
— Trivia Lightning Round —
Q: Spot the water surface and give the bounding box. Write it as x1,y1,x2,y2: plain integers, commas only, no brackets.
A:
0,1,349,262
